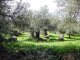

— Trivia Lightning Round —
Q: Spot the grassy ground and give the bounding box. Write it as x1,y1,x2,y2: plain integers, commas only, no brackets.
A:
3,32,80,53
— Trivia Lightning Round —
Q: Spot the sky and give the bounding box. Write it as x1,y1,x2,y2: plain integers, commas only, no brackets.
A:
15,0,58,13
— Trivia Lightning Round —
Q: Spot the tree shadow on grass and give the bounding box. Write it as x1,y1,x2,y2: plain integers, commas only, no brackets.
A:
22,37,47,42
64,37,80,41
19,34,80,42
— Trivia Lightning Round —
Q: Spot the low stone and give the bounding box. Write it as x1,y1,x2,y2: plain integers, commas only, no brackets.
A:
58,37,64,41
58,34,64,41
9,36,17,42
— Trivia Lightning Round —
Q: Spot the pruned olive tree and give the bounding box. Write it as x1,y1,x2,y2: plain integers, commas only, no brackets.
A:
56,0,79,38
38,5,51,37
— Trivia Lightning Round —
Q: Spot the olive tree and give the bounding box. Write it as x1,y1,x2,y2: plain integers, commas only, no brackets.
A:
29,5,51,39
0,0,14,35
38,5,51,36
56,0,79,38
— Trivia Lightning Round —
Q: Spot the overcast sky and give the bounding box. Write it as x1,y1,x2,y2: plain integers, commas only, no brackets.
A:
15,0,58,13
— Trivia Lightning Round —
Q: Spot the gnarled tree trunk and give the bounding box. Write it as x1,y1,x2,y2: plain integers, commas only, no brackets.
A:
31,29,35,38
30,27,35,38
36,30,40,39
69,34,71,38
44,29,48,36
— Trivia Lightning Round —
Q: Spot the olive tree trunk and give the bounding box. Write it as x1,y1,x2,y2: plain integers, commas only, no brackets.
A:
36,30,40,39
69,34,71,38
31,29,35,38
44,29,48,36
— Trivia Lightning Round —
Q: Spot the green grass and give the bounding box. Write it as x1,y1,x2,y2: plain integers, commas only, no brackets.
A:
3,32,80,53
